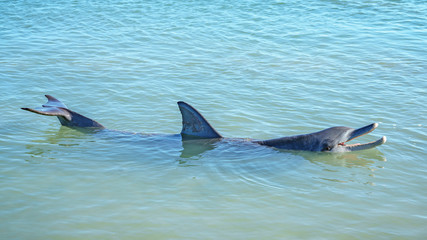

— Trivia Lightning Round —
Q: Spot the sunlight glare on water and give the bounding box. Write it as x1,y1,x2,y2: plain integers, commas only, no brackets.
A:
1,0,426,239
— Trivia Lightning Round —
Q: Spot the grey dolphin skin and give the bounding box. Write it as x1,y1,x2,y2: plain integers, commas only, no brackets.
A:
22,95,386,152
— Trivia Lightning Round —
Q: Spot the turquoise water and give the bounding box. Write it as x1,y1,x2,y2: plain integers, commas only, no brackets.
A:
1,0,426,239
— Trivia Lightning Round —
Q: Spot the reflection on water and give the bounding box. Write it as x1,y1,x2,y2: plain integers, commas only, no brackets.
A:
295,150,386,185
298,150,386,168
179,138,221,164
25,127,85,163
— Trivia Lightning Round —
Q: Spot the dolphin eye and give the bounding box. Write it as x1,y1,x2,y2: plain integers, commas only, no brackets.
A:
322,145,332,152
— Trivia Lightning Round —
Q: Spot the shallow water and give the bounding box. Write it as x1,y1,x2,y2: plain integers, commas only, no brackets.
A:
1,0,426,239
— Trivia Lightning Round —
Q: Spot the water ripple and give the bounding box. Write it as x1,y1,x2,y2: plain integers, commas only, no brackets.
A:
1,0,426,239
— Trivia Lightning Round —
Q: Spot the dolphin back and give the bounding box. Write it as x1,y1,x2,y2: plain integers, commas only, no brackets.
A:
22,95,104,128
177,101,222,139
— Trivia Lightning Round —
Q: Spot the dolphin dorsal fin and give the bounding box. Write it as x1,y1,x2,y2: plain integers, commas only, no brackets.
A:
177,101,222,139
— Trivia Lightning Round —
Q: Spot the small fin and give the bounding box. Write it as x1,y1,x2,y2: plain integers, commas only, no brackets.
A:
22,95,104,129
21,107,72,121
43,95,68,109
177,101,222,139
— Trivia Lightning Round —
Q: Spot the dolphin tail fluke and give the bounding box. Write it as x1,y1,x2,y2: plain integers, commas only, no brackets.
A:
22,95,105,128
177,101,222,140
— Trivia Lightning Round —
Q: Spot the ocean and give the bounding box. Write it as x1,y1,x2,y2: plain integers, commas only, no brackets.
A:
1,0,426,239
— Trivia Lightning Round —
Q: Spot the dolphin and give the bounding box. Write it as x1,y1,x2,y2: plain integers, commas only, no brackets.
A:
177,101,386,152
22,95,386,152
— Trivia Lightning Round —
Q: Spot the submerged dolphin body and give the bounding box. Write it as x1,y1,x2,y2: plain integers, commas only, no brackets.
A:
22,95,386,152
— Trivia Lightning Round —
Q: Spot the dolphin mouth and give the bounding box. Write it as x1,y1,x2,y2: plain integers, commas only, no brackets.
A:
338,123,387,151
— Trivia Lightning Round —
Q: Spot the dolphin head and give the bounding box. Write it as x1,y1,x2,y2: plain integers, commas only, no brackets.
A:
315,123,386,152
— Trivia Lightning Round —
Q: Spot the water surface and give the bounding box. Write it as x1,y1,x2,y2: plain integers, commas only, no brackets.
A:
1,0,426,239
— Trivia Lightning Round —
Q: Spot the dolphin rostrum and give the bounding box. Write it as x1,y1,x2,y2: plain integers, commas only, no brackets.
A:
22,95,386,152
